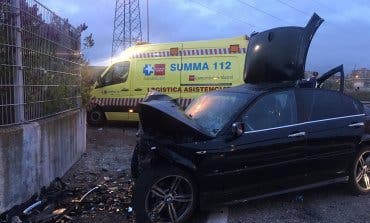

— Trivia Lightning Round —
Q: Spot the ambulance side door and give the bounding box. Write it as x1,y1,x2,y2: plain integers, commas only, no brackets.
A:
129,44,182,120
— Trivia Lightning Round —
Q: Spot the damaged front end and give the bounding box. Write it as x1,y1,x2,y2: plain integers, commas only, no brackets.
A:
139,100,212,141
132,92,212,178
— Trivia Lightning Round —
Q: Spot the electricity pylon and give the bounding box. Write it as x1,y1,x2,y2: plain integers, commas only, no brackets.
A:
112,0,143,57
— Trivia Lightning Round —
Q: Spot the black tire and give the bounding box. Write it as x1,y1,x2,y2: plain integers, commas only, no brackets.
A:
133,166,197,223
87,108,106,126
349,147,370,195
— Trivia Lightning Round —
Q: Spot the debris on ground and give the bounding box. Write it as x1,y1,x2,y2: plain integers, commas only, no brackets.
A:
294,194,304,203
127,207,133,213
1,127,136,223
1,175,134,223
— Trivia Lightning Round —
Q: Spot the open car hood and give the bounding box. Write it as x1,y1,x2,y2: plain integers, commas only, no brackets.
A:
244,13,324,84
139,100,213,139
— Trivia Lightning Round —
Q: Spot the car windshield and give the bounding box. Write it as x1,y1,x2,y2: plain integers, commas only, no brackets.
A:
185,91,252,136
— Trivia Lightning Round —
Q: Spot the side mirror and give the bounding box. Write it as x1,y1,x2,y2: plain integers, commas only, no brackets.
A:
231,122,245,137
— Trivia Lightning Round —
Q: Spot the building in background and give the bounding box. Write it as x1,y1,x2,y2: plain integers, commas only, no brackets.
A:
348,68,370,91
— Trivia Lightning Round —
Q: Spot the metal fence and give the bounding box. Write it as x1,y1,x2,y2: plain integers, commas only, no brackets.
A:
0,0,81,126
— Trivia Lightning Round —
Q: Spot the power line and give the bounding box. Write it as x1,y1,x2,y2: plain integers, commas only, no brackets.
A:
188,0,260,29
310,0,336,13
275,0,310,16
236,0,291,25
277,0,339,27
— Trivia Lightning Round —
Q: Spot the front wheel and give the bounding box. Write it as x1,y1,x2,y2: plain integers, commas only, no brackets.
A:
133,167,197,223
349,148,370,195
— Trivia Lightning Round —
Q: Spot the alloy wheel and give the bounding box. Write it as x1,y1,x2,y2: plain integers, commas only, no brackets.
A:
145,175,194,223
355,151,370,190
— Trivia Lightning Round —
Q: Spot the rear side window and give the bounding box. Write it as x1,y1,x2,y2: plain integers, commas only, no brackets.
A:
243,90,297,131
296,89,363,122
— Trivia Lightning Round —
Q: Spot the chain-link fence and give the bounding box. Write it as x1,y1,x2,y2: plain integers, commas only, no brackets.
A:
0,0,81,126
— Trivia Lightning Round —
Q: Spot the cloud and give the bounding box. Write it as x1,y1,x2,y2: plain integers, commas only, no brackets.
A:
328,3,370,24
39,0,370,73
38,0,80,16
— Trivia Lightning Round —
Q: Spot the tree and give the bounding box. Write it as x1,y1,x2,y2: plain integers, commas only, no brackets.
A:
80,29,95,106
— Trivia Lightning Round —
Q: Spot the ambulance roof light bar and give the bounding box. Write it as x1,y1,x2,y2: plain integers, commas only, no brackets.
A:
170,47,179,56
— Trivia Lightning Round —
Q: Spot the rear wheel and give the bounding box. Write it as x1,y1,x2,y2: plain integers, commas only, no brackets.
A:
133,167,197,223
349,148,370,195
87,108,106,126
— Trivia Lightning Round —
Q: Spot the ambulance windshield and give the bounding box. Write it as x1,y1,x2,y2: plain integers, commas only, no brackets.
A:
100,61,130,86
185,91,251,136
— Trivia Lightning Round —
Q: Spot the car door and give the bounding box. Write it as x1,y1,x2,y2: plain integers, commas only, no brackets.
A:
210,90,309,198
295,88,365,180
97,61,131,120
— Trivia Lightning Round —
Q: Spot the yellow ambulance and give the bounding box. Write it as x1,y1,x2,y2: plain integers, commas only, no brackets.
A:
87,35,248,125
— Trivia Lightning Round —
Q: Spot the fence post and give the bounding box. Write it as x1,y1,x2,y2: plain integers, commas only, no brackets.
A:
12,0,25,123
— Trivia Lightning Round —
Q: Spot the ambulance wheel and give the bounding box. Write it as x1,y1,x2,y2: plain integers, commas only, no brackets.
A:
87,108,106,126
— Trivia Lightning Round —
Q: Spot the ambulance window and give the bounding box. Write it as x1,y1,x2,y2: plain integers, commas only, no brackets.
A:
103,61,130,86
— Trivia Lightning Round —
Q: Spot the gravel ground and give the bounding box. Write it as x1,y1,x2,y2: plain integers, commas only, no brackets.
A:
228,184,370,223
60,126,137,223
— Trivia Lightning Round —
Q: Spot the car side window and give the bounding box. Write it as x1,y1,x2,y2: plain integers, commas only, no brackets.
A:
242,90,297,131
296,89,363,122
103,61,130,86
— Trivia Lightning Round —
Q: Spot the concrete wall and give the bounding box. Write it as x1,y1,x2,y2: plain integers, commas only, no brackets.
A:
0,109,86,213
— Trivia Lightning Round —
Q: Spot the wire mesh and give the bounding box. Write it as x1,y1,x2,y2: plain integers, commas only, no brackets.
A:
0,0,81,126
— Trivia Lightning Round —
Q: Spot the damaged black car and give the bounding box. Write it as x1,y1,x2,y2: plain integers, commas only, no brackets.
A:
131,14,370,223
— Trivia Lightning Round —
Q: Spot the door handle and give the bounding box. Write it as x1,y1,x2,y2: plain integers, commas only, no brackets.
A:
134,88,142,91
348,122,364,128
288,131,306,138
121,88,129,91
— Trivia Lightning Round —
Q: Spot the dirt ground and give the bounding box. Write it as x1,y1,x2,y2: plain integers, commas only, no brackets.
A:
60,126,137,223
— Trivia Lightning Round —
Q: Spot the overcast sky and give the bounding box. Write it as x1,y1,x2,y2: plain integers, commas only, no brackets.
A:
39,0,370,73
